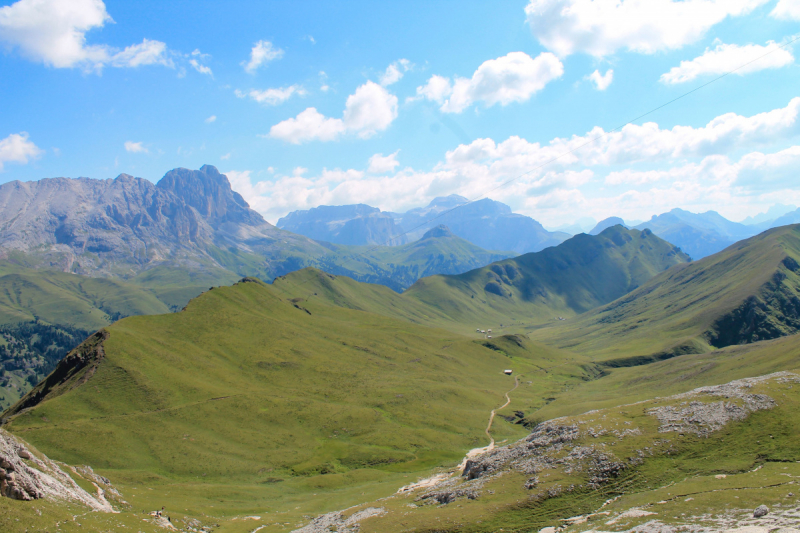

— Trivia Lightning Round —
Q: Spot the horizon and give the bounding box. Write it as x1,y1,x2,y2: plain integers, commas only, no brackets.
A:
2,0,800,226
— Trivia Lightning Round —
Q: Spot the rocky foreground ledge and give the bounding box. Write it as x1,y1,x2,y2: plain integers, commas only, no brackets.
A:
0,428,115,511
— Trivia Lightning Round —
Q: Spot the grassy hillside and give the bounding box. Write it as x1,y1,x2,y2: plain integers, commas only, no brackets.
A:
403,226,688,329
347,366,800,533
532,224,800,361
2,278,593,530
269,227,688,338
0,266,172,330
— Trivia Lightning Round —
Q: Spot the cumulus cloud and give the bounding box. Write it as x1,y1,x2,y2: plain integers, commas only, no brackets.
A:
414,52,563,113
444,97,800,168
235,98,800,225
525,0,769,58
368,151,400,174
111,38,172,68
124,141,147,153
587,69,614,90
239,85,306,106
269,81,398,143
660,41,794,84
0,132,42,171
243,40,284,73
268,108,347,144
0,0,172,72
380,59,412,86
772,0,800,19
189,58,212,76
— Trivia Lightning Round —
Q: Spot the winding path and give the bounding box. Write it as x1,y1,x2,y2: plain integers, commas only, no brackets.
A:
458,376,520,471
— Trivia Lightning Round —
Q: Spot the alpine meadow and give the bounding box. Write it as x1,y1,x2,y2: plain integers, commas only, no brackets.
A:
2,1,800,532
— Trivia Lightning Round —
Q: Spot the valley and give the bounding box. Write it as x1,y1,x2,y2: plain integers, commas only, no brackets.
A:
1,209,800,531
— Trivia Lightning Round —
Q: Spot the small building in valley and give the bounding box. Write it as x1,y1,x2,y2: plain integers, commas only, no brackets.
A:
504,369,513,375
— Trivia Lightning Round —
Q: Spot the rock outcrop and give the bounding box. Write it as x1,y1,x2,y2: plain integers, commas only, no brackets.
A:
0,429,113,510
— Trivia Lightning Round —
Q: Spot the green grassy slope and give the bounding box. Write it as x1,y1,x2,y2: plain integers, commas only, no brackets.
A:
532,224,800,361
354,366,800,533
2,278,592,528
402,226,688,329
0,267,171,330
268,227,688,338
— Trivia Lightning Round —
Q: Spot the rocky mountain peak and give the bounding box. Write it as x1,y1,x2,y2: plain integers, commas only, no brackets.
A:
157,165,265,226
421,225,455,239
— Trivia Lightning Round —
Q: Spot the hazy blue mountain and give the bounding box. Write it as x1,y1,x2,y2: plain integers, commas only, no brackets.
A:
741,204,797,226
589,217,627,235
635,208,759,259
277,195,569,254
551,216,597,235
276,204,407,246
397,195,570,254
764,207,800,229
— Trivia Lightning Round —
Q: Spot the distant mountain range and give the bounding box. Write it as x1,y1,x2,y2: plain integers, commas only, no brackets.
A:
278,195,570,254
586,206,800,260
0,166,513,293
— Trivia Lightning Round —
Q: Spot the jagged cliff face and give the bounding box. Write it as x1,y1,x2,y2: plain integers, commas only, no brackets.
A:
0,166,284,278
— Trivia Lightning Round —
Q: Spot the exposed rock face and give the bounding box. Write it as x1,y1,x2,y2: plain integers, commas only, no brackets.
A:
277,204,407,246
0,166,308,279
648,374,786,436
0,429,113,510
291,507,385,533
157,165,264,227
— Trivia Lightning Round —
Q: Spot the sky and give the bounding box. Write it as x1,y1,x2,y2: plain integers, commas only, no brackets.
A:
1,0,800,228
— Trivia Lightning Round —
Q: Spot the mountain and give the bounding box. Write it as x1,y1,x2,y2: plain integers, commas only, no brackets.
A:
0,264,183,410
741,203,797,225
536,224,800,361
346,225,513,291
635,207,758,259
4,228,800,531
768,206,800,228
588,217,626,235
277,204,407,246
270,226,689,336
0,166,513,294
397,195,570,254
1,277,592,528
278,194,570,254
401,226,689,329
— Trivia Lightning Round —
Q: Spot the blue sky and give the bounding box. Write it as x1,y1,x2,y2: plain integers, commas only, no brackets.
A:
1,0,800,227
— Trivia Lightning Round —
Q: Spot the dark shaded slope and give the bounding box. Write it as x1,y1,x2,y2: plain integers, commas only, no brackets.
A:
535,224,800,360
273,227,688,335
402,226,689,327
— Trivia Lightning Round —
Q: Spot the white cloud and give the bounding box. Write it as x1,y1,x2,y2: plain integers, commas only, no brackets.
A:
368,151,400,174
660,41,794,84
525,0,769,58
0,0,172,72
243,85,306,106
380,58,412,86
443,97,800,167
414,52,563,113
124,141,147,153
342,81,398,138
111,38,172,68
189,58,212,76
0,132,42,171
268,108,346,144
205,115,217,123
220,152,231,160
587,69,614,90
269,81,397,143
243,40,284,73
772,0,800,19
235,98,800,225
